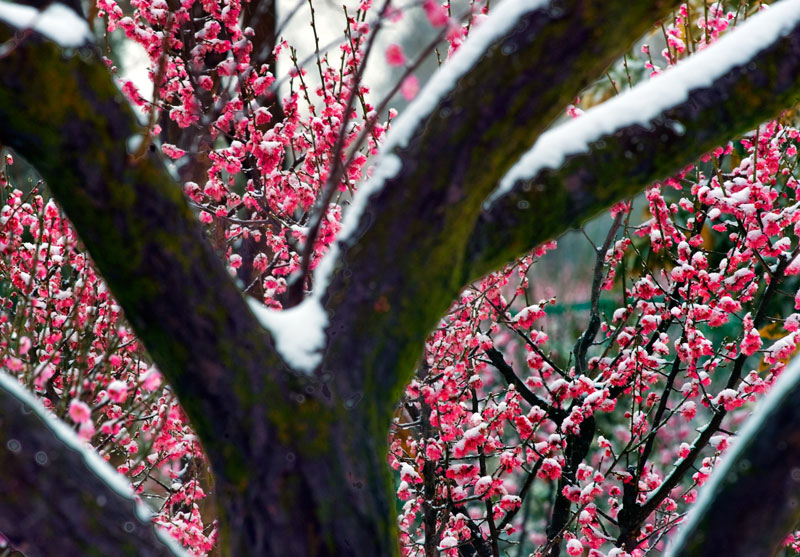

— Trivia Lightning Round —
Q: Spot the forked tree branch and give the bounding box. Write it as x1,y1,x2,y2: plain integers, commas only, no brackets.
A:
0,0,676,549
2,0,800,554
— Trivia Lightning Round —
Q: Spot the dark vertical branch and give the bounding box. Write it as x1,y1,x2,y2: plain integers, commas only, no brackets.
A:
421,398,441,557
573,212,624,374
545,416,596,557
471,387,500,557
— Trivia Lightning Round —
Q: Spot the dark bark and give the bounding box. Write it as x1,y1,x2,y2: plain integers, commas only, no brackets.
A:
1,1,799,556
545,416,595,557
420,401,441,557
0,382,174,556
466,14,800,280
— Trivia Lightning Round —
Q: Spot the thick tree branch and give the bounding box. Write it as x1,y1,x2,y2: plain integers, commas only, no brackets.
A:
466,3,800,279
0,24,394,557
0,22,286,477
0,373,180,557
321,0,677,418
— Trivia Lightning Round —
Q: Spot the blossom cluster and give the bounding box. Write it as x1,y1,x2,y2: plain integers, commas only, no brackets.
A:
94,0,435,307
2,0,476,553
0,161,214,554
389,2,800,555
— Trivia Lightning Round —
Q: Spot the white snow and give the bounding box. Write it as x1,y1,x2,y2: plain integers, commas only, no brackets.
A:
336,0,548,244
489,0,800,204
246,296,328,374
250,0,549,373
664,355,800,556
0,372,187,556
0,1,92,48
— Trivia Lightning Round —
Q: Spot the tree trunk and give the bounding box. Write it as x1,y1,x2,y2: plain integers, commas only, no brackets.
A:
4,1,800,555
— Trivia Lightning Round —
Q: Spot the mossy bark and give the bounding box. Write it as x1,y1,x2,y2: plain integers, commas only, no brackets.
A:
467,22,800,280
0,29,395,556
1,1,799,555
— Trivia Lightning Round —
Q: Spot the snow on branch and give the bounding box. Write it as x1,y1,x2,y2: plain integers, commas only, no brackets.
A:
246,296,328,373
0,1,91,47
495,1,800,200
247,0,551,373
0,372,185,556
466,0,800,279
332,0,549,244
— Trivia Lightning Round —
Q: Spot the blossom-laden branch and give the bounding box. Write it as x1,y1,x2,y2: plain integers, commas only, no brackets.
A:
390,5,800,555
4,0,800,556
665,356,800,556
467,0,800,280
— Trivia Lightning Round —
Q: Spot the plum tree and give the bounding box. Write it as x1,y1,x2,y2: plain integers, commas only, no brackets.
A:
2,0,800,555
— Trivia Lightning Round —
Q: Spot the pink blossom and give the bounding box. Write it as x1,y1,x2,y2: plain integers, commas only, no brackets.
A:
423,0,448,27
141,367,162,391
400,75,419,101
741,327,762,356
162,144,186,159
680,401,696,421
385,44,406,66
107,380,128,403
539,458,562,480
68,400,91,424
566,538,583,556
786,254,800,276
514,304,545,328
715,389,742,411
78,421,95,441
